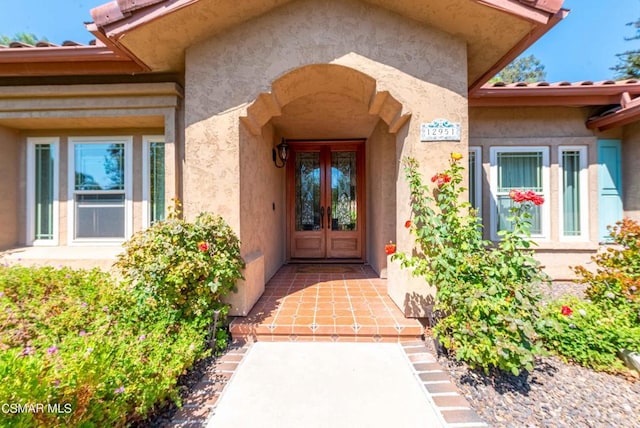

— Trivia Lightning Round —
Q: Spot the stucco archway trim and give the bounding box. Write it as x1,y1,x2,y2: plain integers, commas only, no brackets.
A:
240,64,411,136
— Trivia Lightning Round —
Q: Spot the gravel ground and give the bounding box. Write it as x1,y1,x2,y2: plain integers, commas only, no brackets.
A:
424,281,640,428
433,349,640,428
541,281,587,302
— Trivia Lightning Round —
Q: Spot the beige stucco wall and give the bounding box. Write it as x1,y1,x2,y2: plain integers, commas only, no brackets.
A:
239,123,286,281
0,126,20,250
623,122,640,222
183,0,468,311
366,120,397,276
470,107,606,279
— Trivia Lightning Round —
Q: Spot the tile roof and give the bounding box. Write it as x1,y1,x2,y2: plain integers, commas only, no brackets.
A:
0,40,97,49
91,0,166,27
474,79,640,131
484,79,640,88
471,79,640,106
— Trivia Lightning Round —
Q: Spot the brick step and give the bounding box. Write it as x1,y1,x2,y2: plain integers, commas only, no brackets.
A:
229,320,425,343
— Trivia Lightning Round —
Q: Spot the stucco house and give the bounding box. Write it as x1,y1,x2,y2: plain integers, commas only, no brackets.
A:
1,0,639,317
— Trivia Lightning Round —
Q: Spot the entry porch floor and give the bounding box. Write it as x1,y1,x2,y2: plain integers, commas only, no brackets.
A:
229,264,425,342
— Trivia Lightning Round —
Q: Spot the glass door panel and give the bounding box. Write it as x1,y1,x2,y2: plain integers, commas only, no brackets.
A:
330,152,357,231
295,152,321,231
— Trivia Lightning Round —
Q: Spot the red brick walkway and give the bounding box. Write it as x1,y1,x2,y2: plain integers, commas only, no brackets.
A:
229,264,425,342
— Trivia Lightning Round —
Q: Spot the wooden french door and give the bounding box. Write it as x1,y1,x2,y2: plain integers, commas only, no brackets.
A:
288,141,365,259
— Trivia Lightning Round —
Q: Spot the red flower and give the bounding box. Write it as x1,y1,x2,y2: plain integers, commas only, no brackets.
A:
431,173,452,188
509,190,526,203
197,241,209,252
384,243,396,255
509,189,544,205
560,305,573,316
404,220,412,228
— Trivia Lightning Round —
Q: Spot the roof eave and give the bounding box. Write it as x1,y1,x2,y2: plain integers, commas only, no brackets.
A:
0,45,128,63
469,8,569,94
0,44,147,77
587,100,640,131
470,83,640,107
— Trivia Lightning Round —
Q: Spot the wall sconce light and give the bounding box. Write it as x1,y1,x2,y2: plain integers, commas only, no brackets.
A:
272,138,289,168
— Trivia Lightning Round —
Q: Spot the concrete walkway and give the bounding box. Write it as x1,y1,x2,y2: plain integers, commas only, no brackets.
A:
206,342,447,428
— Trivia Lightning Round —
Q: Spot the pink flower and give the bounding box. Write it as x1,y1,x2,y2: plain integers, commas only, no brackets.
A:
79,330,87,337
561,305,573,316
114,386,125,394
47,346,58,355
138,334,146,341
20,346,35,357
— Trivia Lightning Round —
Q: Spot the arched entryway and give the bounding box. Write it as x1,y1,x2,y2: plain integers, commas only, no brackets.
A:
241,63,411,272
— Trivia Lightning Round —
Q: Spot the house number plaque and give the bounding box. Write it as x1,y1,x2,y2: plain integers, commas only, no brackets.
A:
420,119,461,142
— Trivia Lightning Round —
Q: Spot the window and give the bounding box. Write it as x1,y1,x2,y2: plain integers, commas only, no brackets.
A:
559,146,588,240
143,136,166,227
490,147,549,240
27,138,59,245
68,137,132,243
468,147,482,216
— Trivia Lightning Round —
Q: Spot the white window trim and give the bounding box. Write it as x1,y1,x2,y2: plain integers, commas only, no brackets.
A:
67,136,133,245
489,146,550,241
26,137,60,246
469,146,482,217
142,135,165,228
558,146,589,241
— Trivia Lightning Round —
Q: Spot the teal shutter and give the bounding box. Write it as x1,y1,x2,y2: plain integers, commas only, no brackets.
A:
597,139,623,242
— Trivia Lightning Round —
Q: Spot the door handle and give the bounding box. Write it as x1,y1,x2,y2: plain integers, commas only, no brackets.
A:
327,206,331,230
320,206,324,229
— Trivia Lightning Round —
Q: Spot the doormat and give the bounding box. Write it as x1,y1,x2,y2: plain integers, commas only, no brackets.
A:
295,265,363,273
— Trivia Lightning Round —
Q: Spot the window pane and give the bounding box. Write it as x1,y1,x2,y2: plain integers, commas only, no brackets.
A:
468,151,478,212
562,150,581,236
496,151,543,235
497,195,542,235
75,194,125,238
497,152,542,192
150,142,165,224
35,144,54,240
75,143,125,190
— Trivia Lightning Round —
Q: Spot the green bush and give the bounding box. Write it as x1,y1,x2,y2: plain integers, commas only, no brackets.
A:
393,154,548,375
115,203,245,322
0,265,211,427
538,219,640,373
0,207,245,426
539,297,640,372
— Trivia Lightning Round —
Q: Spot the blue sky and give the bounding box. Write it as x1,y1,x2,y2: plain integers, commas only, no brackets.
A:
1,0,639,82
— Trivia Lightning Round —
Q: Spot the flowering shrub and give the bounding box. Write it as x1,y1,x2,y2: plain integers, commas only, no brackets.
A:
393,154,548,375
575,218,640,308
539,297,640,372
538,219,640,373
0,266,211,426
115,202,245,322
